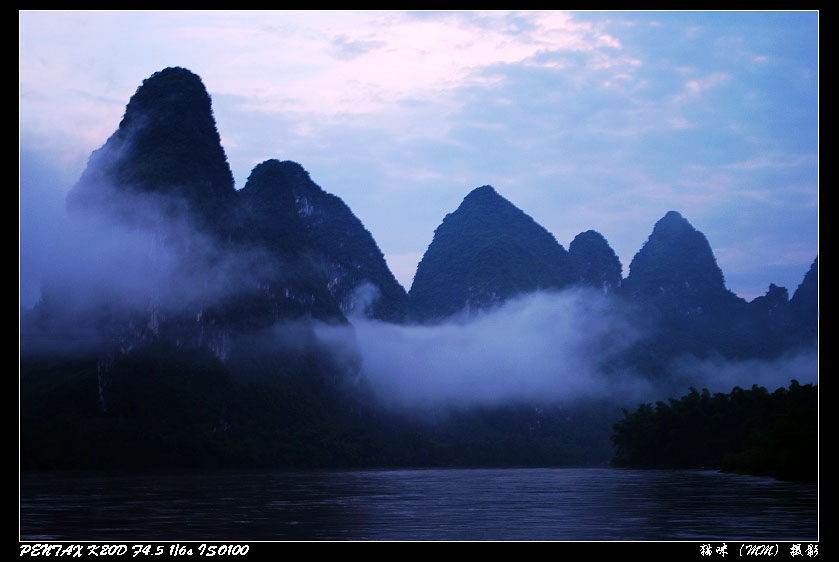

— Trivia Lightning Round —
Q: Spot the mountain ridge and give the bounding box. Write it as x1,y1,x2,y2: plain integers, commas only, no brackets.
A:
67,67,236,230
20,66,818,476
239,159,408,322
31,66,819,363
408,184,573,322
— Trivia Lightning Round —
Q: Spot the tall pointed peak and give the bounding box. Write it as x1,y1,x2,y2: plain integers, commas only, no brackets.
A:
459,185,507,208
68,66,235,218
624,210,727,301
120,67,211,127
644,210,710,248
453,185,532,222
568,230,622,292
464,184,498,198
651,210,693,236
409,184,571,322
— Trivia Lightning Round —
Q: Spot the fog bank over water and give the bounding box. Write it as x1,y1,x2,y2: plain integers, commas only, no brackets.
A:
315,289,818,411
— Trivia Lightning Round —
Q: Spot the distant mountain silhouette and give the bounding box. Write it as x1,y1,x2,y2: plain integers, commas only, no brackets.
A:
20,66,818,475
739,283,792,357
29,67,422,364
619,211,746,362
408,185,572,322
788,258,818,346
567,230,622,293
50,67,819,361
67,66,236,229
622,211,735,308
31,68,355,361
239,159,407,322
619,211,817,362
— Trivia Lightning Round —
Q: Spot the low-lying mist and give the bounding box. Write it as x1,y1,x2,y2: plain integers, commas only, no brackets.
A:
39,197,273,312
20,175,285,356
316,289,818,413
20,156,817,415
663,350,818,398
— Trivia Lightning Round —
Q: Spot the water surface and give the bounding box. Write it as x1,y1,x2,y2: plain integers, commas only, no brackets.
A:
20,468,817,541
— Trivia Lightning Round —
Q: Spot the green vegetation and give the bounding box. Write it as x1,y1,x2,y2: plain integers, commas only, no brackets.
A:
611,381,817,482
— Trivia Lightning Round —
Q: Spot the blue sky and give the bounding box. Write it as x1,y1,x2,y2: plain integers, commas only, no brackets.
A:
19,11,818,306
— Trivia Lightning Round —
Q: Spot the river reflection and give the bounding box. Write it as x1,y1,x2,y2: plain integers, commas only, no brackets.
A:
20,468,817,541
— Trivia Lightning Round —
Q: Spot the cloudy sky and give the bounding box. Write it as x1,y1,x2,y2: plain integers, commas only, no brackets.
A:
19,10,818,307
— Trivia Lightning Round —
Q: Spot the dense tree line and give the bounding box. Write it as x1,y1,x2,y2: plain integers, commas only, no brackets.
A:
611,381,817,481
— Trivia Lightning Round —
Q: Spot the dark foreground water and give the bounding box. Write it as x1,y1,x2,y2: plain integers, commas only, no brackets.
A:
20,468,817,541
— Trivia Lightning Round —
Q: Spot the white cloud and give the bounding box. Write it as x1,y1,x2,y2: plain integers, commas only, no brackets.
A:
683,72,729,96
19,10,818,307
725,153,816,171
215,11,627,117
21,11,628,122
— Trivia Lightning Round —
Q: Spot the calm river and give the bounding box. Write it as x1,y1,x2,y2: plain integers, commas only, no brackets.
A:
20,468,817,541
